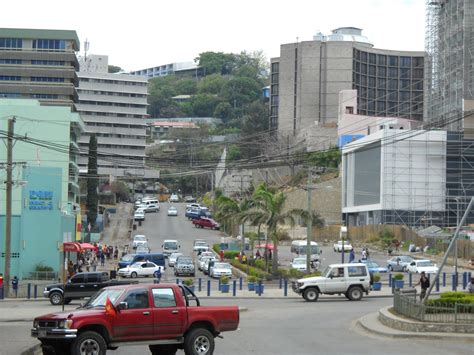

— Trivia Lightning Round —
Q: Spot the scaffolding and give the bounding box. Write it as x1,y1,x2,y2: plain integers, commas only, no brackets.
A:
425,0,474,131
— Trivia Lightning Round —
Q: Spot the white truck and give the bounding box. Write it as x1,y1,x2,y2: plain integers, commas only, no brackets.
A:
292,263,370,302
333,240,352,252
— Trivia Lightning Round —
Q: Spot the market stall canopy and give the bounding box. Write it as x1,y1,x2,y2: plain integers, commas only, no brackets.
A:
63,242,82,253
80,243,98,251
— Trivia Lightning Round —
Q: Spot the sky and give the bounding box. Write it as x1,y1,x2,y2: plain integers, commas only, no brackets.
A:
2,0,426,71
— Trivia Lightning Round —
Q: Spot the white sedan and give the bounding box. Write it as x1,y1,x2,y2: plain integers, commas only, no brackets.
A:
290,257,308,272
406,259,439,274
167,206,178,216
133,209,145,221
118,261,163,278
198,256,216,271
168,252,183,267
210,262,232,278
333,241,352,252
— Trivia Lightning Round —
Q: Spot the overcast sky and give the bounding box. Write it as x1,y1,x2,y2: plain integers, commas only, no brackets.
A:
3,0,425,71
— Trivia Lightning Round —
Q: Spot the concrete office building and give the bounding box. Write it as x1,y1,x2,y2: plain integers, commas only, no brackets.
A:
425,0,474,132
76,55,150,177
130,61,202,79
270,27,424,149
0,28,79,107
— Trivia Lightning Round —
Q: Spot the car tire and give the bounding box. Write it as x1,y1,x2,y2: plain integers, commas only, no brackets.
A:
348,286,363,301
49,291,63,306
184,328,215,355
149,344,178,355
303,287,319,302
131,272,138,278
71,331,106,355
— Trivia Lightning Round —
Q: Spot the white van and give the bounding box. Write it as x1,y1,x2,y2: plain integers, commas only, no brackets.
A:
291,240,321,260
162,239,180,257
142,199,159,212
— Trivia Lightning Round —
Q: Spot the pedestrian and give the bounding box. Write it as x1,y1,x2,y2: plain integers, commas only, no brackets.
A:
100,252,105,267
349,248,355,263
268,249,272,260
467,277,473,294
242,254,247,264
114,247,119,260
67,260,74,278
219,250,225,262
78,258,84,272
414,271,430,302
366,248,370,259
361,248,367,261
91,257,98,272
256,249,261,259
0,273,4,298
85,258,90,272
155,267,162,284
11,276,18,298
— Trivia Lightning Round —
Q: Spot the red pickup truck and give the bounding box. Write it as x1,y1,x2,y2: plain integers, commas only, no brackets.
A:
32,283,239,355
192,217,220,230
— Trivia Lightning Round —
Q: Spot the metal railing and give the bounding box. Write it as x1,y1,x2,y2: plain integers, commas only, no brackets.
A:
394,291,474,324
27,271,58,280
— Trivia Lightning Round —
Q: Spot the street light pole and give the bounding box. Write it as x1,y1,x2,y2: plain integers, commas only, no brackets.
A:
454,197,460,291
4,117,15,298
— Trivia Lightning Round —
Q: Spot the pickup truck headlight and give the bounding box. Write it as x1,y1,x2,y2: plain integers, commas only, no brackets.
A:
33,320,39,328
58,320,73,329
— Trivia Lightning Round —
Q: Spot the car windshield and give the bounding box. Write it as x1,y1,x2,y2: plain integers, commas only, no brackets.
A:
195,242,208,247
418,261,434,267
171,253,182,259
214,263,230,269
293,259,306,265
178,257,192,263
134,236,146,241
121,254,134,262
169,207,177,211
83,288,123,308
164,242,178,249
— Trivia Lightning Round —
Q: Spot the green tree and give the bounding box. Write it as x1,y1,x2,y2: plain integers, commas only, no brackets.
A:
86,134,99,230
191,94,220,117
195,52,233,75
214,102,233,121
247,184,322,274
108,65,122,73
175,79,198,95
222,77,261,108
240,101,269,158
198,74,226,94
111,181,130,202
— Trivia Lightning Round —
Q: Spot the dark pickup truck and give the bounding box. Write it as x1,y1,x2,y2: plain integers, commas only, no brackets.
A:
33,283,239,355
44,272,135,306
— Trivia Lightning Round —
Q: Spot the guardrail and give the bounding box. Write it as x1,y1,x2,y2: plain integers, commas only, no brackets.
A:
28,271,58,280
393,290,474,324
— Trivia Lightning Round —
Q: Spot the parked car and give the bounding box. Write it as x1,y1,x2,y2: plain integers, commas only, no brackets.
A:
290,257,308,272
198,256,217,271
169,194,179,202
118,261,163,278
32,283,239,355
292,263,371,302
167,206,178,216
145,203,160,213
333,240,352,252
356,259,388,273
168,252,183,267
203,258,216,275
387,255,414,272
406,259,439,274
133,209,145,221
210,262,232,278
192,217,220,230
175,256,195,277
43,272,135,306
118,253,166,269
185,196,196,202
132,235,147,249
186,202,201,209
193,241,210,253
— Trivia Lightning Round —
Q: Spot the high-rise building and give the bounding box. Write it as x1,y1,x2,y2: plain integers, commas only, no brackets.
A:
0,28,80,107
76,55,149,177
270,27,425,148
425,0,474,131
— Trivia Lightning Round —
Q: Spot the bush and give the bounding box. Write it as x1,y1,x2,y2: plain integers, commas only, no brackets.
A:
247,275,257,283
288,268,305,279
224,251,239,260
373,273,381,282
183,278,194,286
254,259,266,270
220,276,229,284
212,244,220,253
35,263,53,272
425,292,474,311
303,271,322,278
393,273,404,281
230,260,271,280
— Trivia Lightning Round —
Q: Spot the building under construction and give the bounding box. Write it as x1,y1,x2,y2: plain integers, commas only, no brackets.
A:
424,0,474,131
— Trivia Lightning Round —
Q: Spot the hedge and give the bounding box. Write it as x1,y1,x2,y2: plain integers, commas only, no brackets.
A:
230,260,272,280
425,291,474,311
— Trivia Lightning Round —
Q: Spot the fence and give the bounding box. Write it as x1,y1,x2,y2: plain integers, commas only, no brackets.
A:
393,290,474,324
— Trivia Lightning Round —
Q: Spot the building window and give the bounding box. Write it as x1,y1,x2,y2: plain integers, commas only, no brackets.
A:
377,55,387,66
31,77,65,82
0,59,22,64
369,53,376,64
388,67,398,78
360,51,367,62
31,60,65,66
33,39,66,51
345,106,354,114
0,75,21,81
30,94,59,99
271,62,279,72
0,38,23,49
0,93,21,98
400,57,411,67
388,56,398,67
377,67,386,77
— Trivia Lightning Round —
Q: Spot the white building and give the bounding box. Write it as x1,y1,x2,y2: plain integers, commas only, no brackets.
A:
76,55,150,177
342,128,447,226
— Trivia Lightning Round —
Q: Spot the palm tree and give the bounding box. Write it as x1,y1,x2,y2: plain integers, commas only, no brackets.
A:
247,183,323,275
215,195,252,239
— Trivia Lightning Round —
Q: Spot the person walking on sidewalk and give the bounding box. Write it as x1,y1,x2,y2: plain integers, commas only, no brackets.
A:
349,248,355,263
415,271,430,302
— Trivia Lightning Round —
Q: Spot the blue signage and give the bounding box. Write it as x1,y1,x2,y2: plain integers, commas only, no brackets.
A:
29,190,53,210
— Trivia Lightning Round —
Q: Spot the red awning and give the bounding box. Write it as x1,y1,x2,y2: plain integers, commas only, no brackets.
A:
63,242,82,253
80,243,98,251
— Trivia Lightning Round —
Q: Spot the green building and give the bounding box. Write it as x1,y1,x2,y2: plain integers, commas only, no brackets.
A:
0,99,84,279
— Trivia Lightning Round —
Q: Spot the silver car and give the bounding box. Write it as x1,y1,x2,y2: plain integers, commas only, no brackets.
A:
175,256,195,277
387,255,414,272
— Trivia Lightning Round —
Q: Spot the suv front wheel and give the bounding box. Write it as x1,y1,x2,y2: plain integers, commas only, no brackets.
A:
303,287,319,302
347,286,363,301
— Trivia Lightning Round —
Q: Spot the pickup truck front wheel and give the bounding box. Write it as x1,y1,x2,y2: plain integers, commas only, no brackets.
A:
49,291,63,306
71,331,106,355
184,328,215,355
303,287,319,302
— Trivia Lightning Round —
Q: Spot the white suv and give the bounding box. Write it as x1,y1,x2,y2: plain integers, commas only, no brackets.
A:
292,263,370,302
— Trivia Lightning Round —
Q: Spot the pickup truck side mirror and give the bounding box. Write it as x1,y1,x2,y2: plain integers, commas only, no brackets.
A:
117,302,128,311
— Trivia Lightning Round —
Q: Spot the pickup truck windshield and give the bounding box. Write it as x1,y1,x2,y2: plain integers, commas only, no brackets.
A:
164,242,178,249
84,288,124,308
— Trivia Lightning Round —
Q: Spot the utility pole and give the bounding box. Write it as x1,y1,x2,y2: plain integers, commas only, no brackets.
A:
4,117,15,297
306,169,313,273
232,174,251,254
